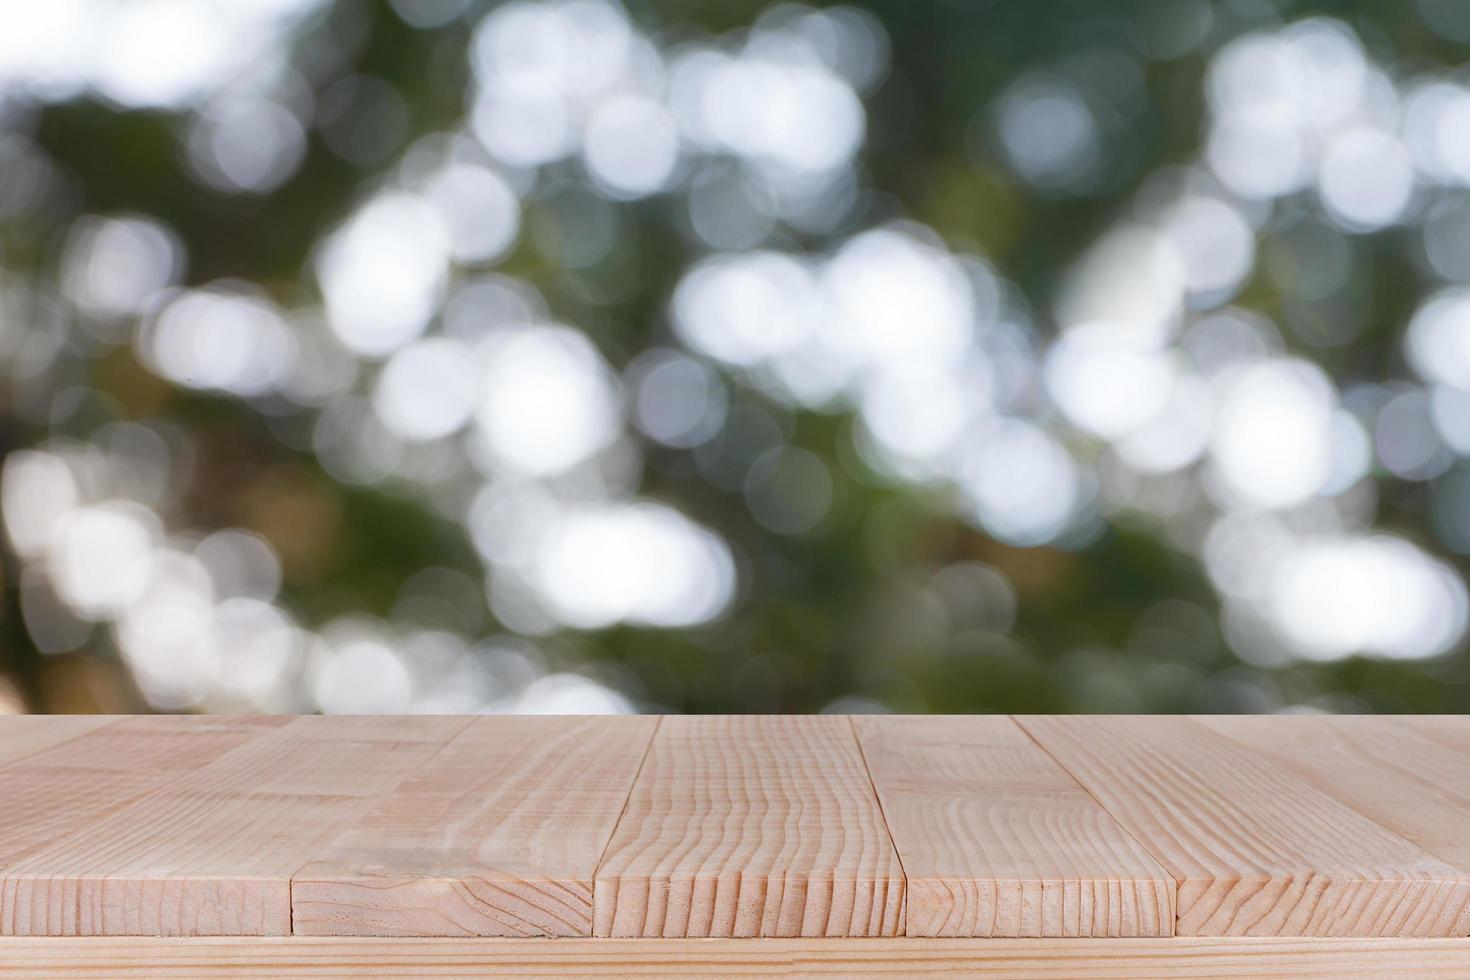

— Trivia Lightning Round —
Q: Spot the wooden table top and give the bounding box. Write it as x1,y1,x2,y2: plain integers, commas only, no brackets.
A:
2,713,1470,944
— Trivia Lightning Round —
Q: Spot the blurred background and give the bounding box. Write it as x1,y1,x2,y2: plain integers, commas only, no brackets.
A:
2,0,1470,715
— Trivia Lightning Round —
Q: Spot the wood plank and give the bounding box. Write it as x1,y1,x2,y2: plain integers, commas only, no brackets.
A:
5,936,1470,978
0,717,279,878
292,716,657,937
593,715,905,937
854,715,1173,937
0,716,119,768
1015,715,1470,937
0,716,469,937
1392,716,1470,757
1196,715,1470,875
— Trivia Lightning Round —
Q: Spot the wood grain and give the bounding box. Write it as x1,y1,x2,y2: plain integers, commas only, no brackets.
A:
293,715,657,937
0,716,469,936
0,716,119,767
5,936,1470,978
0,716,278,896
855,715,1173,937
1197,715,1470,875
7,713,1470,953
1015,716,1470,936
1392,715,1470,757
594,715,905,938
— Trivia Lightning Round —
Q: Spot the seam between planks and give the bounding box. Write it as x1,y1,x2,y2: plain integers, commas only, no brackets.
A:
279,716,478,937
1199,715,1470,889
1009,714,1181,936
1182,714,1470,879
587,714,662,934
847,715,910,935
588,716,906,938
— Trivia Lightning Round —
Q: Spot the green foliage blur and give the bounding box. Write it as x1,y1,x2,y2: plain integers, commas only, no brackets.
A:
3,0,1470,714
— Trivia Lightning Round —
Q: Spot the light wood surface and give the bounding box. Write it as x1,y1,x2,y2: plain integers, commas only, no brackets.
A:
0,715,286,927
593,715,905,937
855,715,1173,937
4,712,1470,971
1014,715,1470,937
1394,715,1470,756
5,936,1470,977
1,716,469,936
293,715,657,937
0,716,118,767
1196,715,1470,874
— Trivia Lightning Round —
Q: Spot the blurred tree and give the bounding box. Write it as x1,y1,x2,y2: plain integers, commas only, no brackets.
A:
2,0,1470,715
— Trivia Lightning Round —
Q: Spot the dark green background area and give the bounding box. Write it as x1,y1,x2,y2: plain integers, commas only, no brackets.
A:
4,0,1469,714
